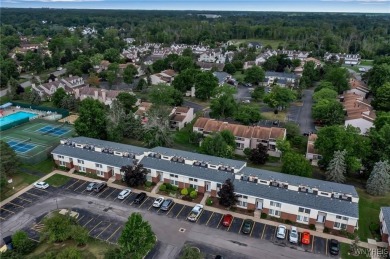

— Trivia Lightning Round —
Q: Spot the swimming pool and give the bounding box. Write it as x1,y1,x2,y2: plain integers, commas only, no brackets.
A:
0,111,37,128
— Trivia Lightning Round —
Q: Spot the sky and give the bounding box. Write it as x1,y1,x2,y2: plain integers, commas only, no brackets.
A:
1,0,389,13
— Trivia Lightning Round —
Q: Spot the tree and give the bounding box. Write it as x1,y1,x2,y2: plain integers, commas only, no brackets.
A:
104,48,120,63
251,87,265,101
218,179,237,207
312,88,338,102
149,84,183,106
312,99,345,126
365,63,390,95
210,86,237,119
173,56,194,72
199,131,235,158
90,53,104,67
57,247,82,259
75,98,107,139
118,213,155,259
123,64,138,85
106,100,126,142
233,104,261,125
194,71,218,100
182,48,194,58
172,68,200,93
372,82,390,112
366,160,390,196
123,112,144,140
87,73,100,87
349,236,360,256
143,106,173,148
70,225,89,246
0,141,20,188
122,161,149,187
12,231,35,255
136,78,147,91
326,150,347,183
61,95,79,111
324,67,349,93
300,61,318,88
41,213,76,243
223,63,236,75
180,245,203,259
52,88,67,107
314,81,336,92
244,66,265,85
263,86,296,111
29,90,41,105
247,144,269,165
117,92,137,113
281,152,312,177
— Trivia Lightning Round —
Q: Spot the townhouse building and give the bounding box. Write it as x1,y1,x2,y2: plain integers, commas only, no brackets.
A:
379,207,390,250
193,117,286,157
324,53,361,65
32,75,85,100
278,50,310,61
263,72,298,88
169,106,194,130
51,136,359,233
74,87,130,108
305,134,322,166
150,69,176,85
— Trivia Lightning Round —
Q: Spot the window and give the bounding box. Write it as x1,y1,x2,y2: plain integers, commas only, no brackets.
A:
170,174,178,178
79,166,86,172
77,159,84,164
343,217,349,221
162,156,169,159
58,155,64,159
297,215,309,223
189,184,198,190
97,170,104,177
170,180,179,186
269,209,281,217
96,163,102,168
336,215,342,220
270,201,281,208
209,165,216,168
59,161,66,166
217,183,222,188
299,207,304,213
238,200,247,207
320,192,328,196
334,222,347,229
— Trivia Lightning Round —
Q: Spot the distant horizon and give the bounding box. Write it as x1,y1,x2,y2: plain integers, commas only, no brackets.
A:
1,0,389,14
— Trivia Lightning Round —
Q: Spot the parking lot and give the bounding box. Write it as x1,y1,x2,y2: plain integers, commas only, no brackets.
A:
60,178,331,256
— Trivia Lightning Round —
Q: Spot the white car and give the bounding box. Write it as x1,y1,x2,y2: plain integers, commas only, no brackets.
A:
117,189,131,200
276,225,287,239
153,197,165,208
289,226,299,243
34,182,49,189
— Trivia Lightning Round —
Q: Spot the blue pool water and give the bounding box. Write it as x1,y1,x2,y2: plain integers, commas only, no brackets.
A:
0,111,37,127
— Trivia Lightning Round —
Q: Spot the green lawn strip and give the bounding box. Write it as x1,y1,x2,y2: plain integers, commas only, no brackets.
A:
45,174,71,187
360,60,373,66
340,243,370,259
22,159,55,174
357,188,390,242
233,71,246,83
0,171,40,201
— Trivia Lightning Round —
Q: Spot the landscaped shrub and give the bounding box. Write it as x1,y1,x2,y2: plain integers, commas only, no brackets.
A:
57,247,81,259
323,227,330,234
165,183,172,190
145,181,152,187
70,225,89,246
159,184,167,191
181,188,188,196
190,191,197,199
206,198,213,206
309,224,316,230
12,230,35,255
171,185,178,191
285,219,292,225
188,187,195,193
260,213,267,219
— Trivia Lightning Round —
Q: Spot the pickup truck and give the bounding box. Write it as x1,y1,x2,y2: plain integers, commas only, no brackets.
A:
187,204,204,222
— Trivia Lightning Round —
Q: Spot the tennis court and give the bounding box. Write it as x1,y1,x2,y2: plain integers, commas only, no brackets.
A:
0,119,75,164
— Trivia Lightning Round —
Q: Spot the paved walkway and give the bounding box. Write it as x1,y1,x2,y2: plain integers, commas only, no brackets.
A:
1,170,386,251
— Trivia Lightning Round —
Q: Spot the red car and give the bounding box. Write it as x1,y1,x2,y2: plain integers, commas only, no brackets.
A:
301,232,311,245
222,214,233,227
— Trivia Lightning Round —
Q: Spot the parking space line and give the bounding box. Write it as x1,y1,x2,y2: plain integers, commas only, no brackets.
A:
176,205,185,219
311,236,315,252
8,202,24,208
105,189,116,199
0,216,5,220
89,221,102,234
74,182,86,192
325,238,328,255
28,237,40,242
35,188,49,193
17,196,32,203
67,180,79,189
107,226,122,241
1,208,15,214
121,194,132,203
83,218,93,227
166,203,176,215
239,220,245,234
205,212,214,226
25,192,39,197
226,217,234,231
97,188,110,197
273,226,277,239
216,215,223,228
148,202,155,211
138,197,149,208
96,223,111,238
195,210,204,223
76,215,85,223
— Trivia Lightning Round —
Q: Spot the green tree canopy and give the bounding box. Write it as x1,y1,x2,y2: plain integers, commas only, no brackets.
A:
199,130,235,158
366,63,390,95
324,66,349,93
312,99,345,126
372,82,390,112
143,106,173,148
281,152,312,177
233,104,262,125
75,98,107,139
173,56,195,72
314,81,336,92
251,87,265,101
172,68,201,93
312,88,338,102
223,63,237,75
0,140,20,188
123,64,138,85
103,48,120,63
52,88,67,108
210,85,237,119
194,71,218,100
117,92,137,113
244,65,265,85
263,86,296,110
149,84,183,106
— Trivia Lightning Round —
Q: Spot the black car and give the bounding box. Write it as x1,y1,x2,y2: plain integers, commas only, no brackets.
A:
160,199,174,211
329,239,340,255
134,192,146,204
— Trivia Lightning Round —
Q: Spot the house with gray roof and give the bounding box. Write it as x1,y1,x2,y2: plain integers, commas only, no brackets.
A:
380,207,390,249
263,71,298,87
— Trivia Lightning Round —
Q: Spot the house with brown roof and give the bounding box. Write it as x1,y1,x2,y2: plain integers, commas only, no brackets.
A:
150,69,177,85
305,134,322,166
74,86,128,107
347,79,370,98
342,92,376,135
193,117,286,157
169,106,195,130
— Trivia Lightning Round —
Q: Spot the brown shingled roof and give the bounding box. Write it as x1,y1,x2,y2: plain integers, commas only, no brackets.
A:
252,126,271,140
270,128,286,139
175,106,190,113
193,117,209,129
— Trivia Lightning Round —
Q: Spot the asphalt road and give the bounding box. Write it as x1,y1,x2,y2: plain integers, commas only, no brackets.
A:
290,89,316,134
183,100,204,113
1,187,329,259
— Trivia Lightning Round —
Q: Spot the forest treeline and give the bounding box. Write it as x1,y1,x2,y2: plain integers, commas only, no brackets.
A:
1,9,389,59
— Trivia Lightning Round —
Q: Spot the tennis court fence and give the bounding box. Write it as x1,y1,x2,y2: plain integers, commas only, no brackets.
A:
11,102,69,118
19,145,57,164
0,117,30,131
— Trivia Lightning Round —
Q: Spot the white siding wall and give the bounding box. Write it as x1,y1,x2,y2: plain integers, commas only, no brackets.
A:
345,118,373,135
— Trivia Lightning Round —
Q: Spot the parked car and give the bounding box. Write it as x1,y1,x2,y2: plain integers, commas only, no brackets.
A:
34,182,49,189
134,192,146,204
86,182,97,191
117,189,132,200
153,197,165,208
241,219,254,234
187,204,204,222
93,182,107,193
160,199,174,211
222,214,233,227
289,226,298,243
276,225,287,239
301,232,311,245
329,239,340,255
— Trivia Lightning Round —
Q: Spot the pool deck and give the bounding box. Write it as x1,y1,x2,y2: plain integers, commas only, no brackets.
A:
0,107,58,121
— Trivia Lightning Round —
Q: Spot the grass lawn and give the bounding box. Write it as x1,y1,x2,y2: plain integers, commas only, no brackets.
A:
173,121,199,152
22,159,55,174
45,174,71,187
231,38,285,50
357,188,390,242
233,71,246,83
262,111,287,121
340,243,370,259
27,238,112,259
0,171,40,201
0,95,11,105
183,97,209,108
360,60,374,66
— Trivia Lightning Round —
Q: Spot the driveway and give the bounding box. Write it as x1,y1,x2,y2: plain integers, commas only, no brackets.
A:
234,85,252,101
183,100,204,113
287,89,316,134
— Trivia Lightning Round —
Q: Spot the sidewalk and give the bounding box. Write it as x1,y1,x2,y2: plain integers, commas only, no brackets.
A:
2,170,385,250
